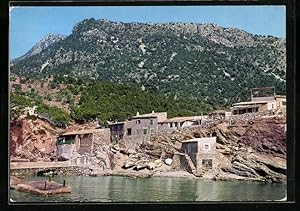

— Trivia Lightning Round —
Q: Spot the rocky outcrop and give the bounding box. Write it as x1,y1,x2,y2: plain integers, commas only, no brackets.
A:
13,34,66,62
145,116,286,183
10,118,59,161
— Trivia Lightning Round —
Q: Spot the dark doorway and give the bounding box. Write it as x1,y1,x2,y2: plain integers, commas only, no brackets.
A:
127,128,132,136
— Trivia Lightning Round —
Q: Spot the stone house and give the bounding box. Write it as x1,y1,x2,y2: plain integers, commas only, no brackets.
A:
125,112,160,143
275,95,286,114
180,137,216,176
158,115,205,131
108,111,168,144
208,110,232,120
56,128,110,161
232,100,277,115
108,121,126,144
232,88,280,115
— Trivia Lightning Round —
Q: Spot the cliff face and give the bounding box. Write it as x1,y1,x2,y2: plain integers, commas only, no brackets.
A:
10,118,59,162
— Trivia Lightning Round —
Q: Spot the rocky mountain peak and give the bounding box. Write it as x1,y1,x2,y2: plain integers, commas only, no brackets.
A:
14,33,66,62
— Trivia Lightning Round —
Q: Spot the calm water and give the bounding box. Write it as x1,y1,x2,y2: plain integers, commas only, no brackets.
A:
10,175,286,202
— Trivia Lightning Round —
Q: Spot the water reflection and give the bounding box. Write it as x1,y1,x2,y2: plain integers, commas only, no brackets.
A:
10,175,286,202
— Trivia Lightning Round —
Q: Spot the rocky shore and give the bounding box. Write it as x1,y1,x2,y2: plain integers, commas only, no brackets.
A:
10,116,286,183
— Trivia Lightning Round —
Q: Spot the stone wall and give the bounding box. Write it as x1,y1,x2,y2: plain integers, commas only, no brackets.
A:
78,134,93,154
93,128,110,144
10,166,94,177
56,144,78,161
229,109,275,125
125,117,158,144
197,137,216,173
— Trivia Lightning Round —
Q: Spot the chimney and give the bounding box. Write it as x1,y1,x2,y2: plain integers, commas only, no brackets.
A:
152,110,155,114
136,112,139,116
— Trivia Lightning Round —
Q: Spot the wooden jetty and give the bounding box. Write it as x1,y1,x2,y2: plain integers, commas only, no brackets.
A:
14,180,71,196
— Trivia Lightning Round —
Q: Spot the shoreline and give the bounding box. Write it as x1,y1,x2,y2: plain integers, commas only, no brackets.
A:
11,168,286,184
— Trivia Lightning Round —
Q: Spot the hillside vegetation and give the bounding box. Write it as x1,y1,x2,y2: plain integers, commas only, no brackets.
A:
11,18,286,109
10,75,215,125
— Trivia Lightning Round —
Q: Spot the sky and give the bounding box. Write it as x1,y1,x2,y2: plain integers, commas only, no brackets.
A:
9,6,286,59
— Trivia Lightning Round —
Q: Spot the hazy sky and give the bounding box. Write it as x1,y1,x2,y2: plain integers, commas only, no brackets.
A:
9,6,286,59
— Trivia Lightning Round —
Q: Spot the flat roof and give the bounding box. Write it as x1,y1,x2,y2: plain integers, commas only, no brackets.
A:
208,110,231,114
181,137,216,143
275,95,286,98
159,116,203,123
60,129,95,136
232,100,271,106
232,105,260,109
131,112,166,119
108,121,126,126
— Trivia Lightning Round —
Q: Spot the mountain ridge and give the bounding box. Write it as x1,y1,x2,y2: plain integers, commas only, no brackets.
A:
11,18,286,107
13,33,67,62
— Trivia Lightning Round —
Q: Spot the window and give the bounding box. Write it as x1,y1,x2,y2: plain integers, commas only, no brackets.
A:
136,120,141,124
143,129,147,135
150,129,155,134
282,101,286,106
202,159,213,169
174,122,178,127
127,128,132,136
204,144,210,150
150,120,154,125
170,123,173,127
58,136,75,145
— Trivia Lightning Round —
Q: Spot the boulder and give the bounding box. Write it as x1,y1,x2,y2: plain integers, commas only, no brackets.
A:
112,144,120,151
147,162,155,170
154,159,162,167
164,158,173,166
123,160,136,169
134,161,148,171
128,149,136,155
110,148,117,154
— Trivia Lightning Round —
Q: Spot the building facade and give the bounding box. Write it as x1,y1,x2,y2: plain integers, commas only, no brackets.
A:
181,137,216,176
275,95,286,114
108,111,167,144
56,128,110,161
158,116,205,131
231,100,277,115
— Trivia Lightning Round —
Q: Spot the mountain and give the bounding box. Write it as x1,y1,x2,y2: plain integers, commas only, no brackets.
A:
11,18,286,106
12,33,66,62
